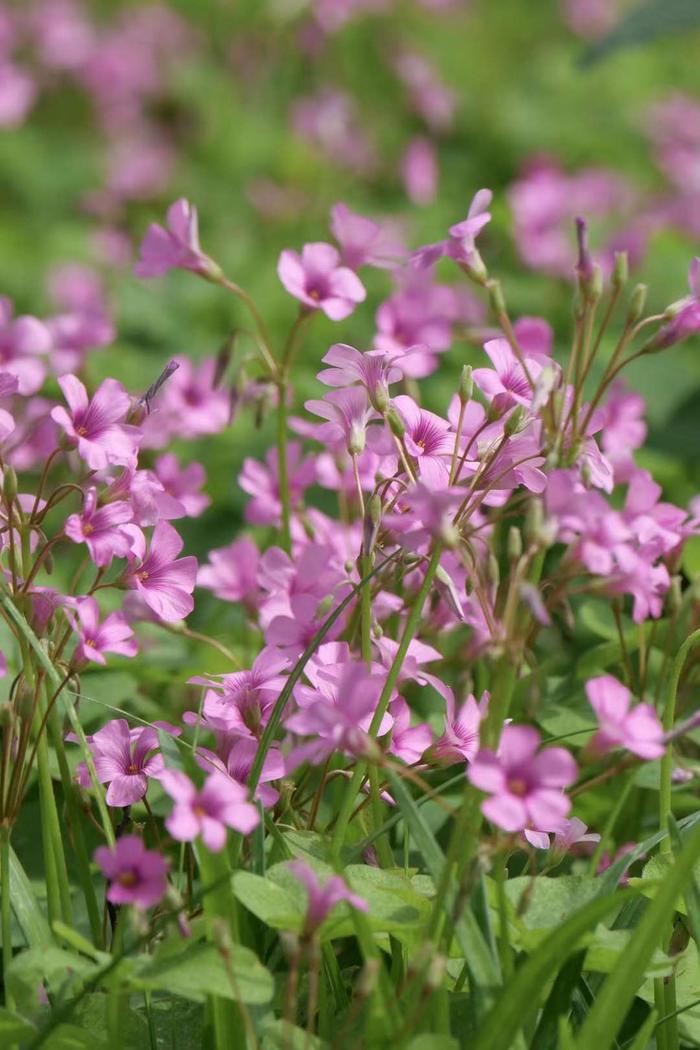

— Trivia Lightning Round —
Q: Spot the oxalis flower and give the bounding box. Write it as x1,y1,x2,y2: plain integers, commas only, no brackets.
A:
94,836,168,909
134,198,221,280
124,521,197,622
468,725,577,834
277,242,366,320
287,860,368,937
75,718,173,806
585,675,664,759
51,373,140,470
162,769,259,852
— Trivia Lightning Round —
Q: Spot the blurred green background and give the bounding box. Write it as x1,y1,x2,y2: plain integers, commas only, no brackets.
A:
3,0,700,564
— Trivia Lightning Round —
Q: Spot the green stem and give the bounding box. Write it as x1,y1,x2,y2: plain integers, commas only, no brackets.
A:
659,628,700,852
36,732,64,926
330,545,443,859
1,825,14,1010
276,385,291,553
197,846,245,1049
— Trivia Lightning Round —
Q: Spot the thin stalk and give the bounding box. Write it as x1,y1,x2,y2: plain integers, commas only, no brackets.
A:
329,544,443,859
659,628,700,849
1,825,14,1010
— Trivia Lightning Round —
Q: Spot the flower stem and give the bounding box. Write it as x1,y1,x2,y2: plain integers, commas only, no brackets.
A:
330,545,443,860
659,627,700,851
1,825,15,1010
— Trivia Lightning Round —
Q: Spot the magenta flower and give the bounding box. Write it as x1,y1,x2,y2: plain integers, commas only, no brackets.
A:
0,296,51,395
70,597,137,666
330,203,404,269
387,697,433,765
277,242,366,320
468,725,577,833
287,860,368,936
286,661,391,769
0,372,18,441
51,374,140,470
64,487,133,567
196,648,288,739
651,258,700,349
154,453,209,518
553,817,601,853
76,719,168,806
585,675,664,759
139,356,231,448
413,189,492,270
432,690,487,765
305,388,375,455
401,137,438,207
318,343,404,411
472,338,540,410
197,537,260,607
134,198,220,280
387,395,454,487
125,521,197,622
162,769,259,851
95,836,168,909
240,442,316,527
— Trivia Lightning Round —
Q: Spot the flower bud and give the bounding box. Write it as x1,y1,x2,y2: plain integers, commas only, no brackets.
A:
626,284,647,325
668,574,683,612
385,406,405,439
3,466,17,505
0,702,14,728
487,554,500,587
507,526,522,562
525,499,544,543
459,364,473,405
612,251,629,288
575,217,594,287
435,564,464,620
504,405,526,437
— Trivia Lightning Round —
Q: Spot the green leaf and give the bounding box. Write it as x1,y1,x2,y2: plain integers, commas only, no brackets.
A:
670,814,700,948
583,0,700,65
624,1009,658,1050
472,888,640,1050
682,535,700,581
260,1018,327,1050
130,938,274,1005
575,820,700,1049
9,844,51,948
232,869,304,931
385,770,501,990
406,1037,459,1050
7,946,99,1014
0,1007,36,1041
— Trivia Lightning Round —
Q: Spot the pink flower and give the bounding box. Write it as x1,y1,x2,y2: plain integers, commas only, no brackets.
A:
553,817,601,853
412,189,492,270
472,338,540,411
154,453,209,518
286,661,391,769
386,395,454,487
318,343,404,411
125,521,197,622
650,258,700,349
134,198,220,280
287,860,368,935
393,51,456,132
94,836,168,908
468,724,577,833
0,63,36,128
70,597,137,666
162,769,259,851
195,648,288,739
433,691,487,765
0,372,17,440
401,137,438,207
240,442,316,527
330,203,404,269
305,388,375,455
64,487,133,567
198,537,260,606
277,242,366,320
51,374,140,470
76,719,168,806
585,675,664,759
387,697,433,764
0,297,51,395
139,357,231,448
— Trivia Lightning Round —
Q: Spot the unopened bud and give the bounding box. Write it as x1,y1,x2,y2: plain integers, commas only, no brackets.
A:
385,406,405,439
459,364,473,404
626,284,647,325
575,217,594,287
425,953,447,991
488,554,500,588
3,466,17,505
435,564,464,620
525,499,544,543
507,526,522,562
214,334,236,388
589,263,603,302
316,594,335,619
504,405,526,437
357,958,381,998
0,702,14,728
613,251,629,288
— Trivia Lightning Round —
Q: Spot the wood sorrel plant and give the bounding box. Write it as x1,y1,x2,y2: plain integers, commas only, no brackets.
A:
3,191,700,1050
